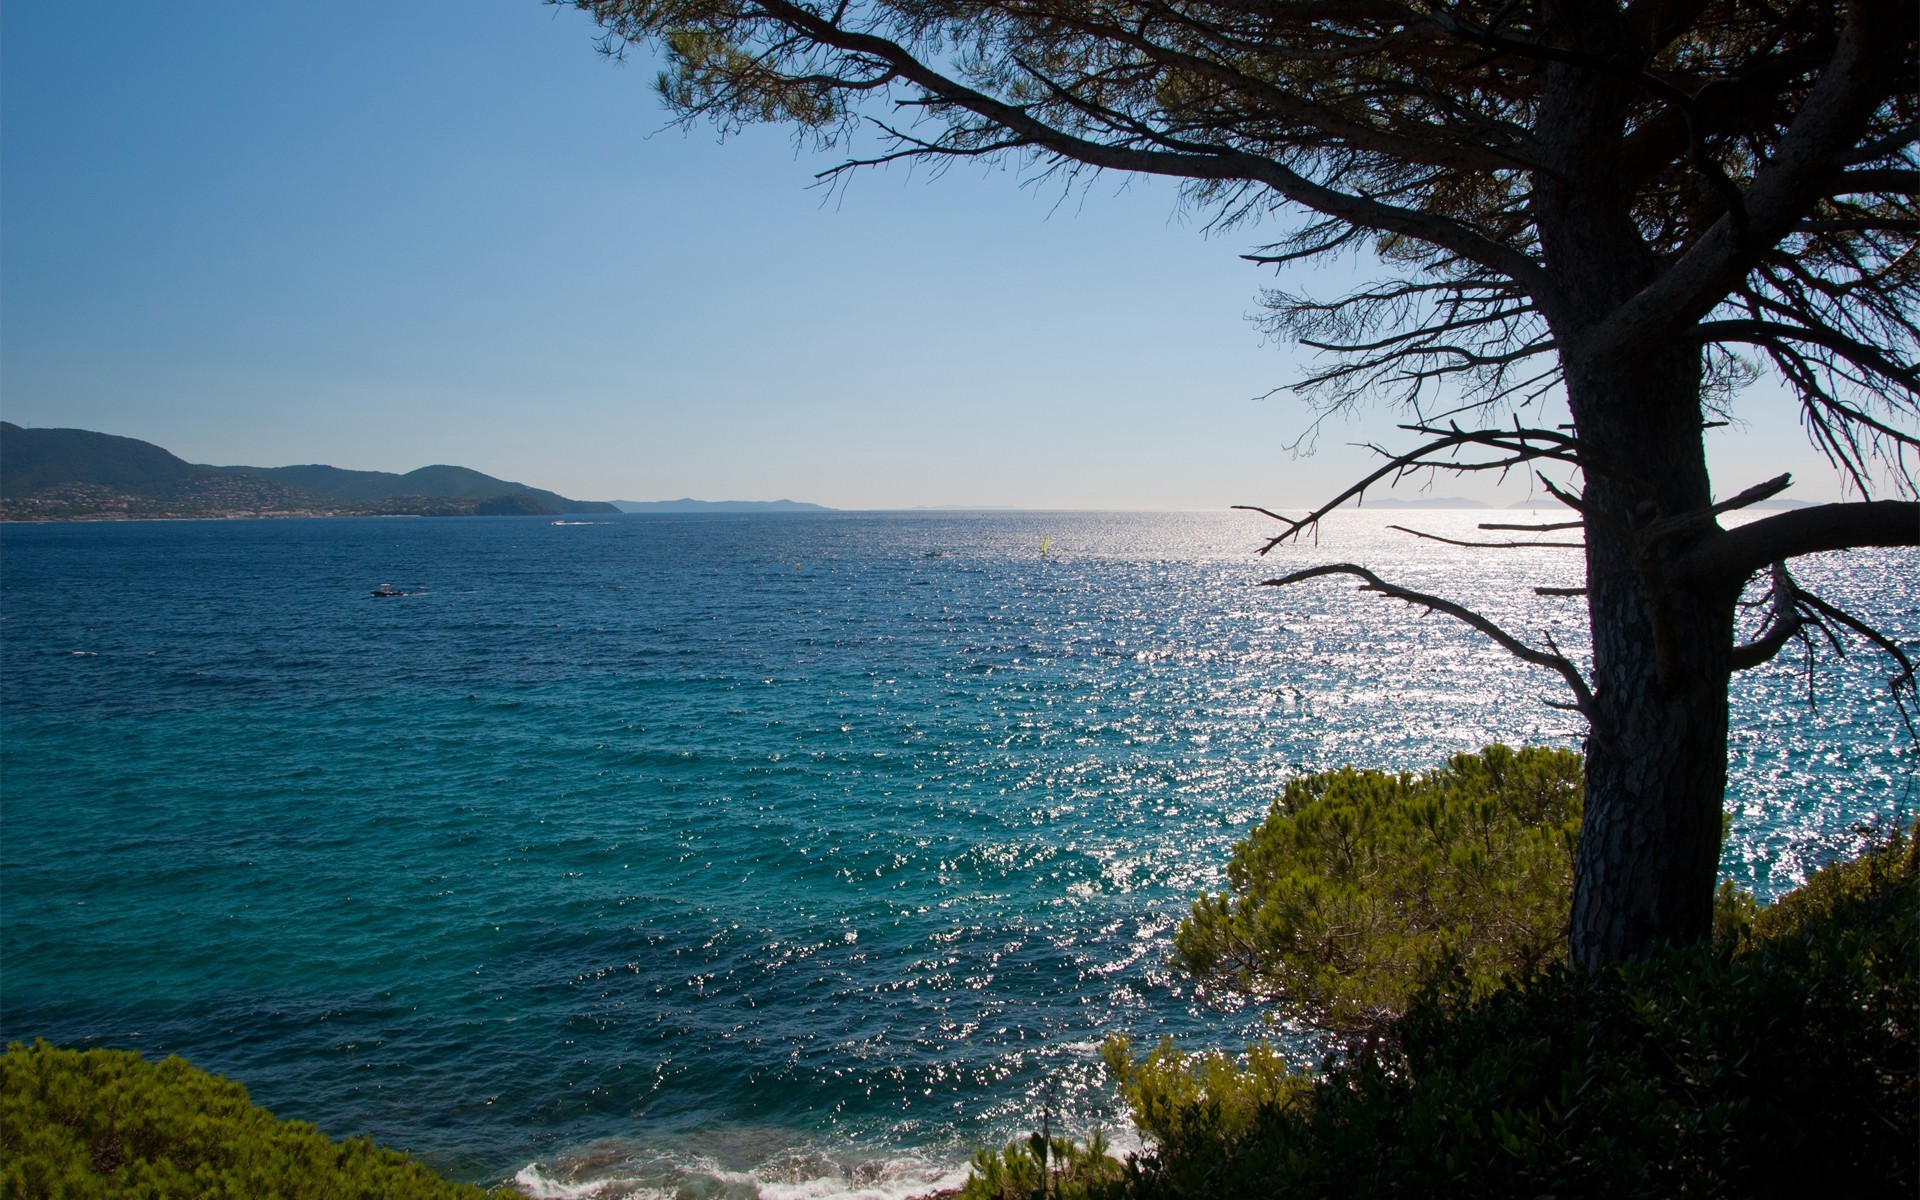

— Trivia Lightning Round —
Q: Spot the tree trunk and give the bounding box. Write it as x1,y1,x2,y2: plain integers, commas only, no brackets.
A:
1563,346,1738,967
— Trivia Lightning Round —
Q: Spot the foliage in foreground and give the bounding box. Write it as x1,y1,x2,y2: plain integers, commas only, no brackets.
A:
964,1127,1128,1200
1174,746,1585,1034
1103,830,1916,1199
0,1040,487,1200
959,741,1915,1200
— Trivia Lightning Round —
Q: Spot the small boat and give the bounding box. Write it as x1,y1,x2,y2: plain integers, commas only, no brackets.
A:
370,583,409,598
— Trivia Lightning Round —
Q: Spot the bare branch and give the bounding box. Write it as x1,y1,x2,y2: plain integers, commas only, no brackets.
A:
1730,562,1807,671
1387,523,1583,549
1825,168,1919,196
1262,562,1595,714
1638,474,1797,549
1481,519,1584,532
1577,0,1913,356
1695,318,1920,393
1729,562,1920,741
745,0,1562,296
1680,500,1920,585
1795,592,1920,743
1236,423,1584,553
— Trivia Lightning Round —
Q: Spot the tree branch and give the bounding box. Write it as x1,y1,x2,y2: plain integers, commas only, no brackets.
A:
1795,591,1920,743
1387,524,1583,549
739,0,1561,297
1574,0,1911,359
1481,519,1584,532
1235,423,1583,553
1727,561,1920,740
1679,500,1920,585
1730,562,1807,671
1694,318,1920,392
1262,562,1594,714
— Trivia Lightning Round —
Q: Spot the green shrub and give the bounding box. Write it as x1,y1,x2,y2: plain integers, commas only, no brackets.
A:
1752,825,1919,942
0,1040,489,1199
961,1126,1129,1200
1120,828,1918,1198
1173,745,1584,1035
1099,1036,1312,1150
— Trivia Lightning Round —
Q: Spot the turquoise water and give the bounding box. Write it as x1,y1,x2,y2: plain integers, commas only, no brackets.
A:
2,512,1912,1196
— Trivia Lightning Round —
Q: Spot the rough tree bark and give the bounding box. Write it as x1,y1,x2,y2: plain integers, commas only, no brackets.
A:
1562,349,1738,963
1525,19,1737,960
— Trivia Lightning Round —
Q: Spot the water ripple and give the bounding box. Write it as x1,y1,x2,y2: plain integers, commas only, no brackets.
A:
1,511,1911,1190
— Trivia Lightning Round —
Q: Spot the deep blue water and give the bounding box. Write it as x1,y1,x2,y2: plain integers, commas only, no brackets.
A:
2,512,1912,1196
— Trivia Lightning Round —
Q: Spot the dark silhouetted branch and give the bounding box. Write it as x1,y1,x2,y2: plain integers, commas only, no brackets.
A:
1731,562,1808,671
1730,561,1919,740
1640,473,1797,547
1262,562,1594,714
1481,519,1584,532
1235,423,1587,554
1680,500,1920,584
1387,524,1583,549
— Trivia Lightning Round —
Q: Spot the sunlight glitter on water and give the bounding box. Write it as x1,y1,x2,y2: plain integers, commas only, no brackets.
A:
1,510,1912,1192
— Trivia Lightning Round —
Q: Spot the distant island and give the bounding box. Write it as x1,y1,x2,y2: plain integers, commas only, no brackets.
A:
612,498,835,513
0,423,617,521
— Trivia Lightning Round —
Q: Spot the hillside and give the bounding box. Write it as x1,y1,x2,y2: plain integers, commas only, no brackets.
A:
0,424,616,520
1,422,203,498
217,462,601,512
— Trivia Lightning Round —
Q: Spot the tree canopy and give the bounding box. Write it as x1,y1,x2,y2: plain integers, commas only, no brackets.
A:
1175,746,1584,1036
572,0,1915,450
1,1041,484,1199
566,0,1920,964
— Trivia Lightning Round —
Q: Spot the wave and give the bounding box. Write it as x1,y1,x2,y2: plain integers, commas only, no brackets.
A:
510,1131,970,1200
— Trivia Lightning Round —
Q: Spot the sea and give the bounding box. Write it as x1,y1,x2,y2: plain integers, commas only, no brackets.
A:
2,510,1913,1197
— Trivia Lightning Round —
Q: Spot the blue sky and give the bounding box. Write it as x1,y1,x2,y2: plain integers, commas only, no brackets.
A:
2,1,1843,508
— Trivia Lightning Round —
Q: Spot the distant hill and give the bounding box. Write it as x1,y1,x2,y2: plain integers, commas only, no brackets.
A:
0,423,616,519
217,461,605,512
611,498,834,513
1,422,203,498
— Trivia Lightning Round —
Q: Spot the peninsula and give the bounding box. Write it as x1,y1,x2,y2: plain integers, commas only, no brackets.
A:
0,424,618,521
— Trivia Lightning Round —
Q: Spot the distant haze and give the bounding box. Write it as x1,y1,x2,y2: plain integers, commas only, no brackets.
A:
612,499,835,513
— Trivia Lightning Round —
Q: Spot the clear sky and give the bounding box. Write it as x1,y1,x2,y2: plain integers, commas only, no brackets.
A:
1,1,1852,508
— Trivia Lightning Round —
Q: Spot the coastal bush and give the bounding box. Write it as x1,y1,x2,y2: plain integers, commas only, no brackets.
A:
1173,745,1585,1035
961,1127,1128,1200
1116,827,1918,1198
1098,1036,1310,1150
0,1040,488,1199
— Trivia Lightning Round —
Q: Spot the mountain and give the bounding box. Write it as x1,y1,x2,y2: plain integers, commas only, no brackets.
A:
216,462,607,512
1,422,203,498
611,498,834,513
0,423,616,519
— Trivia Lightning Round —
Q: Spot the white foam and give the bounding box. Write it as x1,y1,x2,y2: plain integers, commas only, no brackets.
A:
508,1141,970,1200
512,1162,674,1200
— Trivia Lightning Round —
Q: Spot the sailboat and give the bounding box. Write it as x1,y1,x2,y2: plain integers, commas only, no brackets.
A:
1039,535,1052,556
